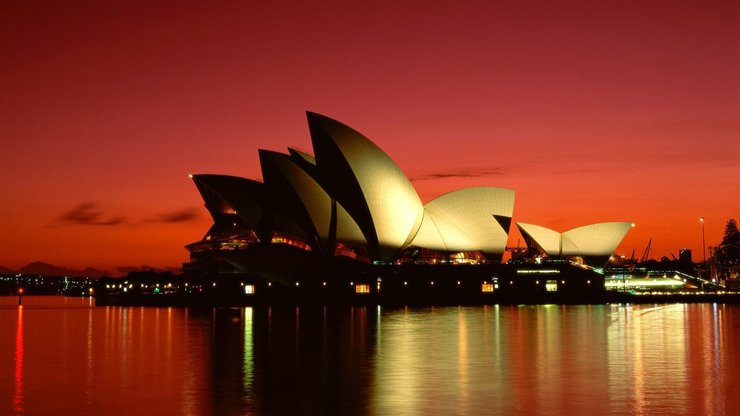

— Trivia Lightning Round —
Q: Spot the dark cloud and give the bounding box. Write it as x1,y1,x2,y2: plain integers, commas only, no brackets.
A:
412,167,506,181
55,203,200,227
144,208,200,223
57,202,126,226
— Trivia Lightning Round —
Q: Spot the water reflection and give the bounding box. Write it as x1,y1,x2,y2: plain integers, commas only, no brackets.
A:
1,298,739,415
604,303,739,415
231,305,377,414
13,306,23,416
242,307,254,405
369,304,740,415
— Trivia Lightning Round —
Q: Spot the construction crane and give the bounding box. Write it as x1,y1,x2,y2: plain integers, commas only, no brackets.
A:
639,238,652,263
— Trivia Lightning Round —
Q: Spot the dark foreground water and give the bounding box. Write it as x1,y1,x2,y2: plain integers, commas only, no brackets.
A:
1,297,739,415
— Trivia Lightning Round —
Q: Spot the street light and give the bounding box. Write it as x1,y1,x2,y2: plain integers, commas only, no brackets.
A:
700,217,706,263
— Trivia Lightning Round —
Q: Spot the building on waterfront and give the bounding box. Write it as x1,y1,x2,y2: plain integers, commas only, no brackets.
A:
515,222,634,268
184,112,632,282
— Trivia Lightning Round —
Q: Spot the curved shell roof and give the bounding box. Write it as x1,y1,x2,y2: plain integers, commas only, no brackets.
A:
516,221,632,256
307,112,423,261
259,151,329,247
259,150,365,251
192,174,267,230
561,222,633,256
412,187,515,254
516,222,562,254
190,113,634,266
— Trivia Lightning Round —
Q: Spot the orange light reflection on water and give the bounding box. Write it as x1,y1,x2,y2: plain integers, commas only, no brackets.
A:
13,306,24,416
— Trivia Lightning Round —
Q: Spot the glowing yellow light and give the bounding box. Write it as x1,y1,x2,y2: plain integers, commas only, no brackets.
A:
604,278,685,288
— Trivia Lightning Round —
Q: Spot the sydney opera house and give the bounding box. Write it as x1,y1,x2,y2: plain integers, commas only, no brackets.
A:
182,112,633,302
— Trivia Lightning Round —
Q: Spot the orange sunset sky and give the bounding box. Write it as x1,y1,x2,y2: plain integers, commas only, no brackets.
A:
1,0,738,275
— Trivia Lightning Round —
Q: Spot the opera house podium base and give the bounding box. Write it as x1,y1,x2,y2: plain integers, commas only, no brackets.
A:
95,259,607,306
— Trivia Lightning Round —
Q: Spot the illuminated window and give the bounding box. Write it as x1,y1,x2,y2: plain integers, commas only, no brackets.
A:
270,234,312,251
244,285,255,295
545,280,558,292
481,283,494,293
355,284,371,294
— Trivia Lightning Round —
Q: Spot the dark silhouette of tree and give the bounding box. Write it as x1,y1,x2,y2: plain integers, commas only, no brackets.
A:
715,219,740,279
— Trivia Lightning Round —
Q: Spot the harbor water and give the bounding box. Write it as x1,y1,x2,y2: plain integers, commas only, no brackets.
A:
1,297,738,415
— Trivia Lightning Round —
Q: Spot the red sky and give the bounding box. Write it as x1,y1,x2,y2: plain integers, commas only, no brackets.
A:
1,0,738,274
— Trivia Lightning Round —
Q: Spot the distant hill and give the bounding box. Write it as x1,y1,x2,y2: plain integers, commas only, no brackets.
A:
9,261,180,277
114,265,181,275
19,261,110,278
0,265,16,274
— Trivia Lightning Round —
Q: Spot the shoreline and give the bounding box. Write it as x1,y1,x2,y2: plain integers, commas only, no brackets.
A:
92,291,740,307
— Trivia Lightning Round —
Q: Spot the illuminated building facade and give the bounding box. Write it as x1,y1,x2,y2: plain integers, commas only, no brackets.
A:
185,112,632,285
516,222,634,267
